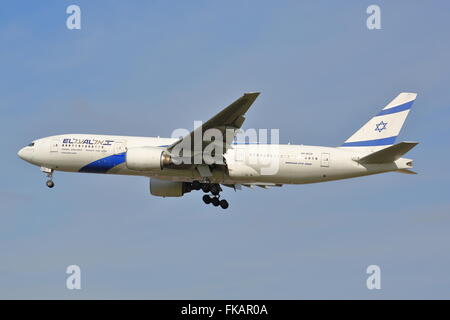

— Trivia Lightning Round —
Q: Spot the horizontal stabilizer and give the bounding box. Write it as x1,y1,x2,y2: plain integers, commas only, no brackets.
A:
358,142,418,164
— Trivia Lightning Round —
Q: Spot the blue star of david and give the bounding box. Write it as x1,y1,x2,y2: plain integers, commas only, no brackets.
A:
375,121,387,132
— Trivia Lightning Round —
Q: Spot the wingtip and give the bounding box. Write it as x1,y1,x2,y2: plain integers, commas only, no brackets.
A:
396,169,418,175
402,141,419,145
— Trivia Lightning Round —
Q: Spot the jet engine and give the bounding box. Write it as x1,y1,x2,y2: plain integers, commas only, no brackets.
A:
149,179,189,197
126,147,172,171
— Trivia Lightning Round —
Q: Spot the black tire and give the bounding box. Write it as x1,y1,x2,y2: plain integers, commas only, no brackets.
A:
184,183,192,193
46,180,54,188
201,184,210,193
219,200,229,209
192,181,201,190
210,185,220,196
202,195,211,204
211,197,220,207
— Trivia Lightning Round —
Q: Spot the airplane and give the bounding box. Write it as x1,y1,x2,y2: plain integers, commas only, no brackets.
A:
17,92,418,209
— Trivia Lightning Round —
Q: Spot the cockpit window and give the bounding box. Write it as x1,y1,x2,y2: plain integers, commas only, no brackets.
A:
28,142,35,147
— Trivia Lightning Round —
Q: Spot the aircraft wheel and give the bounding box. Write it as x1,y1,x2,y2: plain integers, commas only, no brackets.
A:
211,197,220,207
46,180,55,188
192,181,201,191
219,199,229,209
210,185,220,196
202,195,211,204
201,184,210,193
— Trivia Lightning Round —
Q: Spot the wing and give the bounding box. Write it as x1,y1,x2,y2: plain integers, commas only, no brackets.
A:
167,92,260,167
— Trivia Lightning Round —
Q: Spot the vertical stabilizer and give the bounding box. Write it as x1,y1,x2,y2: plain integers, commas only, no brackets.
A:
341,92,417,151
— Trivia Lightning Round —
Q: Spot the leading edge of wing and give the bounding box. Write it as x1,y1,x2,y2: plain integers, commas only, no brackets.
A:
167,92,260,152
203,92,260,130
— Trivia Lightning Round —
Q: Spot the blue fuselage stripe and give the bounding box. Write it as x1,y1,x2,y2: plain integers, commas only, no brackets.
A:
376,101,413,116
341,136,397,147
79,152,126,173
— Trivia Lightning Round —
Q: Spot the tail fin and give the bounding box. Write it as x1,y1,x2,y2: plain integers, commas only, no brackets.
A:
341,93,417,151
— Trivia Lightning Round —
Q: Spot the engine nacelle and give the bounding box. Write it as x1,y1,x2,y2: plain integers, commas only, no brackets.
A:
149,179,188,197
126,147,171,171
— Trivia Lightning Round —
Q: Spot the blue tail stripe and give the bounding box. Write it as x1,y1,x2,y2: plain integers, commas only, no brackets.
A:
376,101,413,116
79,152,126,173
341,136,397,147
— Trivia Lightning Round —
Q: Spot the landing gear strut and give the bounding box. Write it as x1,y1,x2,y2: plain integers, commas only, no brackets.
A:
41,167,55,189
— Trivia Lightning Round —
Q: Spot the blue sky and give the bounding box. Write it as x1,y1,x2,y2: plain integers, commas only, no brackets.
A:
1,0,450,299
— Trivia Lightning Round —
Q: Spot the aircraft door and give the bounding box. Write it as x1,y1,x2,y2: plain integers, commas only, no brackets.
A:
50,139,59,153
114,141,126,154
235,147,245,162
321,152,330,167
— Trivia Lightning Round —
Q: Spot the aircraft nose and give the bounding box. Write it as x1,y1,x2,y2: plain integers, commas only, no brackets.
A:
18,147,32,162
17,147,25,159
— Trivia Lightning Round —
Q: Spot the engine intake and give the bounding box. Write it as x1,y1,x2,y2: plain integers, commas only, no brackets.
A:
126,147,172,171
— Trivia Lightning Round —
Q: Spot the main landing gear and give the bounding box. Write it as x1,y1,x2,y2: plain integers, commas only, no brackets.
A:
187,181,229,209
202,194,229,209
41,167,55,189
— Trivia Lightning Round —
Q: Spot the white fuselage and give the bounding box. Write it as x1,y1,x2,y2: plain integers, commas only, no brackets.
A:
17,134,412,185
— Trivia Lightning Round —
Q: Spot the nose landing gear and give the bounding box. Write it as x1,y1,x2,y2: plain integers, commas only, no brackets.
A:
41,167,55,189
